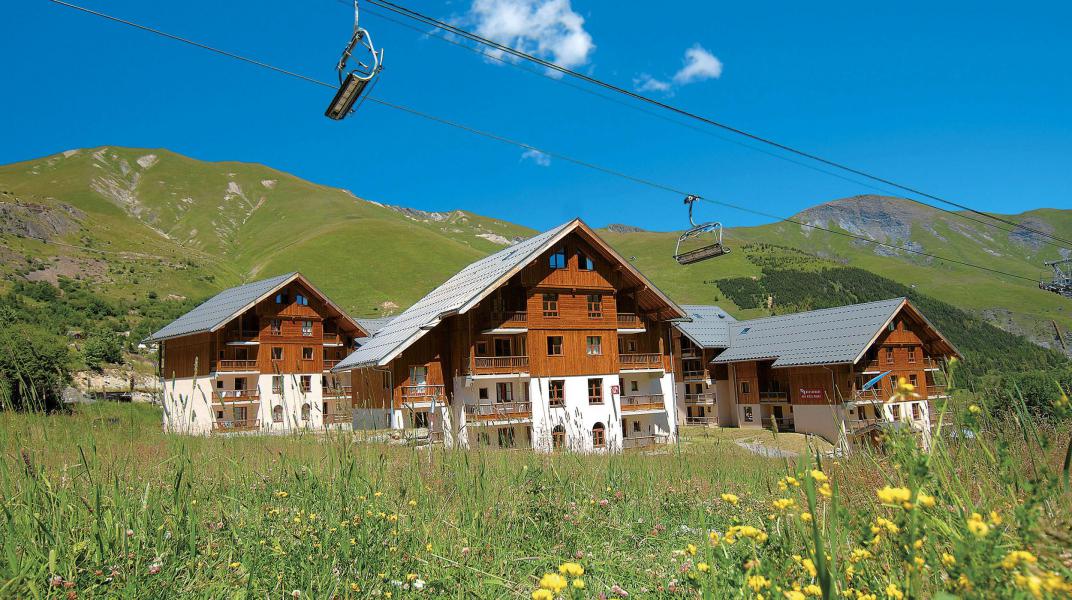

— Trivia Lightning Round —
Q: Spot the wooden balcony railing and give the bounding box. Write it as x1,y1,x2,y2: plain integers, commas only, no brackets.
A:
617,313,643,327
401,384,445,400
323,359,341,370
214,359,259,373
213,390,260,402
860,356,943,373
323,386,352,399
322,412,351,425
620,394,665,411
620,353,662,368
323,332,343,344
681,347,702,359
684,392,714,405
759,391,788,402
681,369,708,381
211,419,260,432
622,434,669,449
685,415,718,426
473,356,529,370
223,331,259,344
491,311,527,324
465,401,533,421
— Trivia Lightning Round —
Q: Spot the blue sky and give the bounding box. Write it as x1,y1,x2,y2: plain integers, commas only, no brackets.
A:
3,0,1070,231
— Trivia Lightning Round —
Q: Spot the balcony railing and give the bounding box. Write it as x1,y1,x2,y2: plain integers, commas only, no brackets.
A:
323,359,341,370
620,394,665,411
322,412,351,425
491,311,527,325
617,313,643,327
211,418,260,432
622,434,669,450
465,401,533,421
681,369,708,381
323,386,352,399
473,356,529,370
213,390,260,402
620,353,662,369
684,392,714,405
860,356,943,372
223,331,259,344
214,359,259,373
759,391,788,402
681,347,702,359
926,383,948,399
323,332,343,344
401,384,445,400
685,415,718,426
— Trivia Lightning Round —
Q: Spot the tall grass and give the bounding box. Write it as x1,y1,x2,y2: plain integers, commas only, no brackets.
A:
0,399,1069,598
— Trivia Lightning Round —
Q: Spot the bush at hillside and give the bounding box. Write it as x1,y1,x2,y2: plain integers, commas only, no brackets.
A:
0,317,70,410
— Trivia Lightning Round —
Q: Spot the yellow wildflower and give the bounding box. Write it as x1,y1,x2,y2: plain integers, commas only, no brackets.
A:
809,469,828,483
686,543,698,556
229,562,241,569
697,562,710,573
748,575,772,592
572,579,585,589
818,483,833,498
850,548,873,563
349,583,360,592
885,583,903,599
539,572,567,593
531,591,553,600
917,492,936,508
1014,573,1044,599
773,498,797,511
941,553,956,567
876,486,912,505
784,591,806,600
721,493,740,505
1001,550,1038,570
966,512,990,537
426,543,433,552
968,404,981,414
989,511,1003,525
800,512,813,523
801,558,817,579
558,563,584,577
803,584,822,597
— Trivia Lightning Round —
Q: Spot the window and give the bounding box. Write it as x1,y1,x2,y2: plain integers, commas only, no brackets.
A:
413,411,429,429
908,347,917,363
912,403,922,420
552,425,566,450
547,336,563,356
741,381,751,395
577,251,594,271
498,427,516,448
888,322,895,332
478,387,488,400
271,347,283,361
743,406,754,422
885,347,894,365
632,420,641,433
234,406,248,422
542,293,559,317
302,320,313,337
275,292,288,304
295,294,308,306
630,380,639,393
272,405,283,423
626,339,637,353
592,422,606,448
216,380,224,389
548,380,564,407
588,378,603,405
302,347,313,360
493,338,512,357
301,403,311,421
496,382,513,403
586,336,602,356
270,319,282,335
891,404,902,419
476,340,488,355
216,410,224,420
272,376,283,394
300,375,312,393
909,374,918,388
549,247,566,269
587,294,602,318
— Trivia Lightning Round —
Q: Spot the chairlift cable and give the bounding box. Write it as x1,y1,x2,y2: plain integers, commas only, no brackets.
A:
359,0,1072,250
43,0,1041,286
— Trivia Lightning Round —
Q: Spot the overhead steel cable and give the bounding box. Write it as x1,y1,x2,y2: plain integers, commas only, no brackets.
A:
44,0,1040,285
360,0,1072,250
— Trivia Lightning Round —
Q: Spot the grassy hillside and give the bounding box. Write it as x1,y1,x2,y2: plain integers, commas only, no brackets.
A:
3,147,1071,354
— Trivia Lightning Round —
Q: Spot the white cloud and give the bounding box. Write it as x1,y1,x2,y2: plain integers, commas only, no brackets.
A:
633,73,671,93
672,44,723,84
464,0,595,70
520,148,551,166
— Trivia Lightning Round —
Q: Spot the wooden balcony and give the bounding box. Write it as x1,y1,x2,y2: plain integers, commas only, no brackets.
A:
465,401,533,421
681,369,708,381
681,347,702,359
323,412,351,425
214,359,259,373
620,353,663,370
401,384,446,400
322,332,346,346
684,392,715,405
685,415,718,426
617,313,644,329
472,355,529,374
323,359,341,370
212,418,260,432
223,331,259,344
213,390,260,402
860,356,943,373
620,394,665,412
759,391,789,403
622,434,669,450
323,385,352,399
491,311,527,325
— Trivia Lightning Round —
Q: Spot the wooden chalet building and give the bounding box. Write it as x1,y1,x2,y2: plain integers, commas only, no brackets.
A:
148,272,365,434
671,298,959,450
333,219,687,452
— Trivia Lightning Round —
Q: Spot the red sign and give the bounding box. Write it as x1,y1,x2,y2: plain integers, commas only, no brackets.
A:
799,388,825,402
610,385,620,395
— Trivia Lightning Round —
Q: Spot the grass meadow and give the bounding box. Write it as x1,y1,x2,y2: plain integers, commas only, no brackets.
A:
0,398,1070,599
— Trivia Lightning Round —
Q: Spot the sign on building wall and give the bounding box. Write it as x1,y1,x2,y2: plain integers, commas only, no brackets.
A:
799,388,825,402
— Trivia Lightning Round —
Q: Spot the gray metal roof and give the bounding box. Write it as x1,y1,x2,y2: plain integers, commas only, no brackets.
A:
335,221,577,370
356,317,395,336
675,305,737,348
711,297,907,368
148,272,299,341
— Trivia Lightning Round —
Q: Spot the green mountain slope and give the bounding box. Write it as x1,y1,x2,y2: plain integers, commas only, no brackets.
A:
2,147,1070,355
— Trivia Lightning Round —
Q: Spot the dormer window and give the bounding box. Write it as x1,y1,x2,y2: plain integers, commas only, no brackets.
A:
275,292,288,304
549,248,566,269
295,294,308,306
577,251,594,271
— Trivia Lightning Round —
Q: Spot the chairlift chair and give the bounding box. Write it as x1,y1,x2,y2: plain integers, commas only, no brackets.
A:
325,0,384,120
1040,258,1072,298
673,195,729,265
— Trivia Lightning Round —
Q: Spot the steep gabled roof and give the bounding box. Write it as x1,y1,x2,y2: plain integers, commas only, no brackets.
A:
335,218,687,371
356,317,395,336
675,305,737,349
711,297,911,368
148,272,363,342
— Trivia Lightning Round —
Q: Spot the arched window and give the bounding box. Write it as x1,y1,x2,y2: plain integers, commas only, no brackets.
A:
272,405,283,423
592,422,606,448
301,403,311,421
551,425,566,450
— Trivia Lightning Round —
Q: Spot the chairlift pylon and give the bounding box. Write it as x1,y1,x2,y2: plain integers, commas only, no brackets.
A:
673,195,729,265
1040,258,1072,298
325,0,384,120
